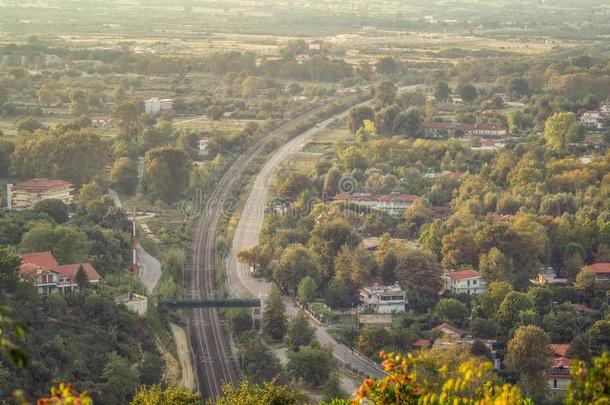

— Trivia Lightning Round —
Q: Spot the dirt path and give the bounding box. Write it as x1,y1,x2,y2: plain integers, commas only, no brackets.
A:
170,323,197,391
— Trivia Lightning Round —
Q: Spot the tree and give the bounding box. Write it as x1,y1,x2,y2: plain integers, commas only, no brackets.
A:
348,105,375,134
352,352,531,405
434,298,469,328
588,320,610,355
131,385,201,405
215,382,304,405
338,146,368,171
392,108,422,137
240,336,282,383
207,105,224,120
566,335,591,362
394,248,442,311
458,84,477,103
297,276,318,304
0,141,14,178
506,325,553,402
273,244,320,295
32,199,69,224
308,218,361,278
496,292,534,332
542,310,578,343
75,264,89,290
263,286,287,340
287,346,336,386
374,81,397,109
507,78,530,99
111,102,143,140
0,246,21,295
470,339,493,361
357,326,390,357
478,248,514,284
145,147,191,203
441,228,478,268
433,81,451,102
322,372,346,402
20,223,91,264
567,353,610,405
478,281,513,319
138,352,164,385
110,157,138,195
286,311,315,350
101,352,137,405
544,112,582,153
274,172,312,201
376,56,397,76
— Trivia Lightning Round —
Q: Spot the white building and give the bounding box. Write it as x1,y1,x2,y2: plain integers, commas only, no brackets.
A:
359,283,407,314
334,192,419,217
531,267,568,286
198,138,209,156
445,269,487,295
580,111,609,130
144,98,174,115
308,40,323,51
8,178,74,211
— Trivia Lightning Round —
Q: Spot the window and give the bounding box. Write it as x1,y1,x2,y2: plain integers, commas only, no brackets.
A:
553,379,557,389
473,279,477,285
467,280,470,286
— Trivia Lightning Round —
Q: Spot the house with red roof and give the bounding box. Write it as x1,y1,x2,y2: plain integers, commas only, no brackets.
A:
19,251,101,294
548,344,572,394
8,178,73,211
445,269,487,295
412,339,431,351
584,263,610,282
432,322,464,338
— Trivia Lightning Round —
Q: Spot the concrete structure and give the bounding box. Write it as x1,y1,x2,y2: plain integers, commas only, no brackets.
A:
144,97,174,115
121,293,148,316
198,138,209,156
19,252,101,294
359,283,407,314
531,267,569,286
357,313,393,327
445,269,487,295
580,110,609,130
308,39,323,51
334,192,419,217
9,178,73,211
584,263,610,282
422,122,507,138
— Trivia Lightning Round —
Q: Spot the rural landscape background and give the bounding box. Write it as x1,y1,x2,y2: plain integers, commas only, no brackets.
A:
0,0,610,404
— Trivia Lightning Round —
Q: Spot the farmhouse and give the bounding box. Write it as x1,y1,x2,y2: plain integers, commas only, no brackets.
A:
8,178,74,211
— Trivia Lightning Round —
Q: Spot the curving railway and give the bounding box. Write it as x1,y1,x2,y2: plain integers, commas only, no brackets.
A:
187,102,345,399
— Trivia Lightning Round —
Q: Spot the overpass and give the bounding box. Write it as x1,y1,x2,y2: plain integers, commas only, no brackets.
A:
158,298,261,309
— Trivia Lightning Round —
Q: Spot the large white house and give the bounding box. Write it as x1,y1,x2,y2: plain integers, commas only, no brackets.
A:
8,178,74,211
445,269,487,295
359,283,407,314
144,97,174,115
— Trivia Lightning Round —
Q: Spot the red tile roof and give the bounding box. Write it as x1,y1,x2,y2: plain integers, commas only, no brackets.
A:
491,213,515,222
549,344,570,358
57,263,101,281
572,303,595,313
432,322,464,337
412,338,431,348
14,178,73,192
20,252,59,270
19,263,58,278
552,356,571,369
448,269,480,281
585,263,610,274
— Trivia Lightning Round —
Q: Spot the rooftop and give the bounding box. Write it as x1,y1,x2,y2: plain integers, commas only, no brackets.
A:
448,269,480,281
13,178,73,192
586,263,610,274
334,192,419,203
20,251,59,270
432,322,464,337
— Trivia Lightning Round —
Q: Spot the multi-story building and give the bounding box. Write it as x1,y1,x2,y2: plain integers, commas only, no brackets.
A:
359,283,407,314
19,252,101,294
334,192,419,217
445,269,487,295
579,110,609,130
144,97,174,115
548,344,572,394
8,178,74,211
531,267,569,286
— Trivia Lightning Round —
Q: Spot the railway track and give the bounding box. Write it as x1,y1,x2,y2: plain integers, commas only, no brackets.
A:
188,102,343,399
